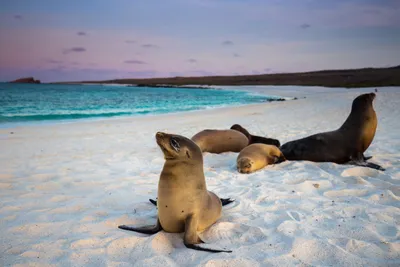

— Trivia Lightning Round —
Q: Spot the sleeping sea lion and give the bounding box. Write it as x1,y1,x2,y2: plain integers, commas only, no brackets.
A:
191,129,249,153
237,144,286,174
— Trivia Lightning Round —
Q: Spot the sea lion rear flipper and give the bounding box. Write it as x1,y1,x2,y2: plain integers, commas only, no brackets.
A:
361,162,385,171
118,218,162,235
150,198,235,207
349,160,385,171
184,214,232,253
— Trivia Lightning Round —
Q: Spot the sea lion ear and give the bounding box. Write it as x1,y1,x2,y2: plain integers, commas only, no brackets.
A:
186,150,191,159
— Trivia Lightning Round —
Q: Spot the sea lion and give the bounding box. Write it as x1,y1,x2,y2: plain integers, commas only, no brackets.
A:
118,132,233,253
237,144,286,174
230,124,280,147
280,93,384,171
191,129,249,153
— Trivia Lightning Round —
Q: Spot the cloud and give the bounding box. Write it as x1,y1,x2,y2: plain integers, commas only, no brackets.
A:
63,47,86,55
142,44,158,48
187,58,197,63
191,70,215,76
77,31,87,36
46,59,63,64
233,53,240,57
125,40,136,44
300,23,311,29
168,70,215,77
49,65,68,72
263,68,272,73
124,60,146,64
222,40,234,46
14,15,22,20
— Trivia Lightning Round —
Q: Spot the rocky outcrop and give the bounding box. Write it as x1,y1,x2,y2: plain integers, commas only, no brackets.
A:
10,77,41,84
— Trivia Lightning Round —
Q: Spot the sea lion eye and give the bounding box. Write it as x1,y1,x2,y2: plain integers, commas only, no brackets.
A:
170,138,180,152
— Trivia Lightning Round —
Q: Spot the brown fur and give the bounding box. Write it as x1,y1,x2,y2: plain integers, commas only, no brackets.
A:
237,144,285,173
191,129,249,153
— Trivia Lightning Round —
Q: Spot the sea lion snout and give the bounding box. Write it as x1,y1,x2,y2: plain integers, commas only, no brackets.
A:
155,132,174,158
156,132,165,139
156,131,170,144
237,158,252,173
275,154,286,163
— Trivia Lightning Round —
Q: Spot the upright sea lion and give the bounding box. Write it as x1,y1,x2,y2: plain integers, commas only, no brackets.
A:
230,124,280,147
237,144,286,174
118,132,233,253
191,129,249,153
280,93,384,170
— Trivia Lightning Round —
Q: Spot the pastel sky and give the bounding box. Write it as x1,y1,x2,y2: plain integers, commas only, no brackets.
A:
1,0,399,82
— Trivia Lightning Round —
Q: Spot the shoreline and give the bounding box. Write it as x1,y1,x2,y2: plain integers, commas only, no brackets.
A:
0,85,387,132
0,97,290,130
0,85,291,130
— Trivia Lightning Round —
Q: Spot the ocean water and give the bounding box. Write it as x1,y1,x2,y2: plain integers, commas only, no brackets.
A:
0,83,279,126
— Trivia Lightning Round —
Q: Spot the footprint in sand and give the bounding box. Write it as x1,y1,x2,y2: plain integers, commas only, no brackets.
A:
286,211,301,222
200,222,268,245
341,167,379,178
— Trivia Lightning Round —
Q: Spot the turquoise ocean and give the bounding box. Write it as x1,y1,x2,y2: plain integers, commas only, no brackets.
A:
0,83,278,127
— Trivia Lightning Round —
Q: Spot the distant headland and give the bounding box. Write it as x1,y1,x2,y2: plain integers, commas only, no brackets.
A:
10,77,41,84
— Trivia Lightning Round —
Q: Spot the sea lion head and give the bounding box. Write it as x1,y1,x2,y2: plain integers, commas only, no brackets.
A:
155,132,202,161
352,93,376,111
237,157,254,174
230,124,251,139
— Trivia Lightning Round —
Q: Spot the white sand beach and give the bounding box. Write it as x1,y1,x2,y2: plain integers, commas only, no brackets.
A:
1,86,399,267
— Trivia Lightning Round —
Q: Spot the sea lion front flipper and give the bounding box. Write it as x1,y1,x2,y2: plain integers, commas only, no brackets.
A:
118,218,162,235
220,198,235,206
184,214,232,253
149,198,157,206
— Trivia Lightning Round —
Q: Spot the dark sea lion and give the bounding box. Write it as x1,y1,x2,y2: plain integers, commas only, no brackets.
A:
230,124,280,147
118,132,233,253
280,93,384,171
191,129,249,153
237,144,286,174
